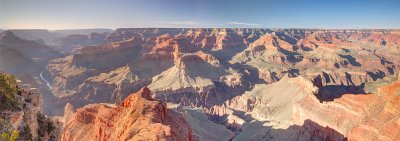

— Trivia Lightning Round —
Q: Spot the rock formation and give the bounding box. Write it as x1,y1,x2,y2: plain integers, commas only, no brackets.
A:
0,73,61,141
202,72,399,140
0,31,61,76
293,72,400,141
61,87,194,141
2,28,400,140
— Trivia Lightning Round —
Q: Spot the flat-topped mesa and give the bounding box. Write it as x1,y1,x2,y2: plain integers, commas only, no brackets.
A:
174,51,220,69
62,86,194,141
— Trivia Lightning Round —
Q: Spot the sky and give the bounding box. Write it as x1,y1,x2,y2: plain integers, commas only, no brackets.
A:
0,0,399,29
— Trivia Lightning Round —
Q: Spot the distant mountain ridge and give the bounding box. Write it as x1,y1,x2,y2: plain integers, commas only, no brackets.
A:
7,29,112,45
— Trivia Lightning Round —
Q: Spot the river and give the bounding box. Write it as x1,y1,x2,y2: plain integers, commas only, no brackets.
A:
40,72,52,89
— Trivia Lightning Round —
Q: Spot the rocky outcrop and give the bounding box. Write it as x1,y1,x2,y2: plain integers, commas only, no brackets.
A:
207,75,318,126
293,73,400,141
61,87,194,141
202,72,399,140
0,73,60,141
148,51,246,108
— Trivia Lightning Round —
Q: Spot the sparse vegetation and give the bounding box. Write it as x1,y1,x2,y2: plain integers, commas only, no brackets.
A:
0,116,10,132
21,125,33,140
1,130,19,141
37,113,56,140
0,73,19,110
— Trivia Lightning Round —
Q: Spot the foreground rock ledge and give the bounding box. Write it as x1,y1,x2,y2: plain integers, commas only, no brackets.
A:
61,87,194,141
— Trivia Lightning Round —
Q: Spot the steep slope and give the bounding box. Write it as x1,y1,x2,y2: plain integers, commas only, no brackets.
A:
182,108,235,141
55,32,108,54
61,87,194,141
48,35,143,96
205,75,348,141
204,72,399,140
0,31,62,76
209,75,316,123
0,73,60,141
293,73,400,140
8,29,64,45
149,51,245,108
149,51,226,94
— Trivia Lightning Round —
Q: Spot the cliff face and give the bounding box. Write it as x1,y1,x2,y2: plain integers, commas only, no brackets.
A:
347,76,400,141
0,31,61,76
61,87,194,141
200,73,399,140
0,73,61,141
293,74,400,141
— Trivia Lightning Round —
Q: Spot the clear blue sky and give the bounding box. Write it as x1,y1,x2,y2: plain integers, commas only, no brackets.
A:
1,0,399,29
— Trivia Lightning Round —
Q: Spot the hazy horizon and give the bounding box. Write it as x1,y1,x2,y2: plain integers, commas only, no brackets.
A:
1,0,400,30
2,27,400,31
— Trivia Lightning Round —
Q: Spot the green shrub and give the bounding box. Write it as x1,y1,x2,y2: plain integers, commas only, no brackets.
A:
0,73,18,109
1,130,19,141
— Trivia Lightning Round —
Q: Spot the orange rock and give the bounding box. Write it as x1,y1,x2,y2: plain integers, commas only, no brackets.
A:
294,74,400,141
347,78,400,141
61,87,194,141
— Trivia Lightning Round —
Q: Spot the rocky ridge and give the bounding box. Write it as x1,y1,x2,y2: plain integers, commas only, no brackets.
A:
61,87,194,141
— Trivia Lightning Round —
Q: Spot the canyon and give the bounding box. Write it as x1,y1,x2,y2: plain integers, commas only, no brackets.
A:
0,28,399,140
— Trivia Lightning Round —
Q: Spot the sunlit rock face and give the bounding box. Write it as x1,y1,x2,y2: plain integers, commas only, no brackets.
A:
346,75,400,141
200,72,399,140
61,87,194,141
293,73,400,141
0,72,61,141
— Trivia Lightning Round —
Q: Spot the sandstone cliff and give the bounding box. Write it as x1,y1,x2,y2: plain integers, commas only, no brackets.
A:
293,73,400,141
61,87,194,141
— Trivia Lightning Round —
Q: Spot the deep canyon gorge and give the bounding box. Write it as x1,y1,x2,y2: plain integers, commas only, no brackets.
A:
1,28,399,141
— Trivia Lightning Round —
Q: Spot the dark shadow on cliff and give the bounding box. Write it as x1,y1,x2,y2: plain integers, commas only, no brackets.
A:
312,72,367,102
275,29,305,45
367,70,386,81
243,119,347,141
315,83,366,102
208,111,347,141
158,81,250,108
338,54,361,67
210,29,249,61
